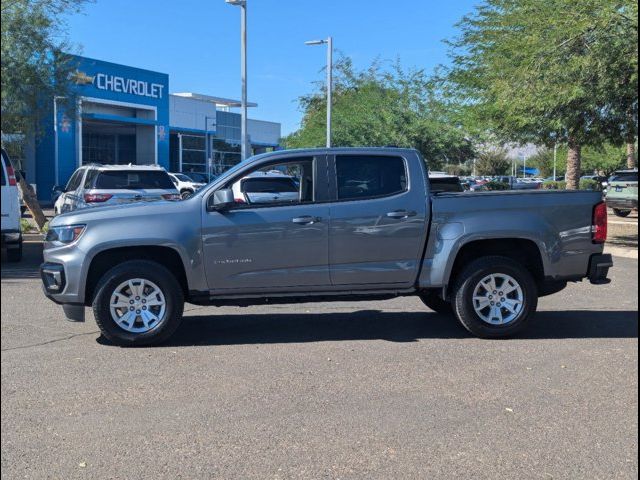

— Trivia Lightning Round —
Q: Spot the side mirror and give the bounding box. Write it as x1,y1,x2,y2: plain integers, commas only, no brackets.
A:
209,188,235,211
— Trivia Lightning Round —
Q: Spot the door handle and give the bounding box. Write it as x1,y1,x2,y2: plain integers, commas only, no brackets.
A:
386,210,417,219
292,216,320,225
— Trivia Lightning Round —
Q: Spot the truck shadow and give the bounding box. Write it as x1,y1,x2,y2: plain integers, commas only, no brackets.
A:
151,309,638,347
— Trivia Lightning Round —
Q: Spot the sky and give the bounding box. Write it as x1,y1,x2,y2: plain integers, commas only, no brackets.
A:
65,0,479,136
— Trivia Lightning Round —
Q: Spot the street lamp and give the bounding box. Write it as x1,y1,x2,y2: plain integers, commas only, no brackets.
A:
305,37,333,148
225,0,249,161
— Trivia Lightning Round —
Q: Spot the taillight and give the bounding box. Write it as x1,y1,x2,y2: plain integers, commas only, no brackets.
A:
162,193,181,201
592,202,607,244
84,193,113,203
6,164,17,186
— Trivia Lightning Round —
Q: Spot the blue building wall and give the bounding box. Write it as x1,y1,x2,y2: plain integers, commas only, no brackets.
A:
36,55,169,200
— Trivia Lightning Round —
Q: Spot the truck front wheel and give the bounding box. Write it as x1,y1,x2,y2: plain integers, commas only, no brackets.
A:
92,260,184,346
451,256,538,338
419,291,452,314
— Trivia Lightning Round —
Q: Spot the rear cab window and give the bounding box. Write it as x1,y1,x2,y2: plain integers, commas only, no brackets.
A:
335,155,407,200
95,170,175,189
610,172,638,183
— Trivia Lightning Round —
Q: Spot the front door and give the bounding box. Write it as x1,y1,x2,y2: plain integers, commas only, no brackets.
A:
201,156,331,293
328,153,428,286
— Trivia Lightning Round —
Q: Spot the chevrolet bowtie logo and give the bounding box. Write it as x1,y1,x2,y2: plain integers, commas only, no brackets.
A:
71,70,95,85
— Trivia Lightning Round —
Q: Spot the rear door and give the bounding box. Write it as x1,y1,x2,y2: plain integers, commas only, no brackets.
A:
327,153,429,286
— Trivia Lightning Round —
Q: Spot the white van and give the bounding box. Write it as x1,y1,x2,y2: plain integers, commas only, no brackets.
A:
1,148,22,262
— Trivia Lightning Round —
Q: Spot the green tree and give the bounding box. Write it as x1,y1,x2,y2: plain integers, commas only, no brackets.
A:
1,0,88,137
445,0,638,189
474,148,511,176
283,57,475,170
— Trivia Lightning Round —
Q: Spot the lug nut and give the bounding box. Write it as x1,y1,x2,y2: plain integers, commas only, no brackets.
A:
129,306,134,311
136,310,140,314
129,300,134,304
142,306,147,310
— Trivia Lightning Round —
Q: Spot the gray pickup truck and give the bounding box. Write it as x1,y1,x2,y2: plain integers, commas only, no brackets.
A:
41,148,612,346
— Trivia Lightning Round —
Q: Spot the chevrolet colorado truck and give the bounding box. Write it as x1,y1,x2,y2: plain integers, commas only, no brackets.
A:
41,148,612,346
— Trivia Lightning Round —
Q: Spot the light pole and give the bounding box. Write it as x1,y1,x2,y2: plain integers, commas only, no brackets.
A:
53,96,66,186
553,142,558,181
305,37,333,148
226,0,249,161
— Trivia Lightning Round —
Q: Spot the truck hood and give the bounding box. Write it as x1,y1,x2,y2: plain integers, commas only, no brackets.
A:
50,198,194,227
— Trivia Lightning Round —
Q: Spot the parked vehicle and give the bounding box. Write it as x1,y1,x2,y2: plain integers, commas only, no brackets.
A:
581,175,608,191
183,172,212,185
169,173,206,199
53,164,180,215
231,170,300,204
1,148,23,262
41,148,612,346
606,169,638,217
429,174,465,193
494,176,542,190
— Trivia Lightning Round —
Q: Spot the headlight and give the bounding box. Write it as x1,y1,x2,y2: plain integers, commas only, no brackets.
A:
46,224,86,245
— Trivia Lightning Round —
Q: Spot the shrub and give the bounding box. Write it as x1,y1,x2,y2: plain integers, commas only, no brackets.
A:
579,178,600,191
484,181,510,191
542,181,567,190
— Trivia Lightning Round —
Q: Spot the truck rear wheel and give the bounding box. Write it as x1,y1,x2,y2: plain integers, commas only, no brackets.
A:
451,256,538,338
92,260,184,346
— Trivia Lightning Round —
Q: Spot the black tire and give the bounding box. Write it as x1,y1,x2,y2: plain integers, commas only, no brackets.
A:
419,291,453,314
452,256,538,339
6,242,22,263
92,260,184,346
180,189,194,199
613,208,632,218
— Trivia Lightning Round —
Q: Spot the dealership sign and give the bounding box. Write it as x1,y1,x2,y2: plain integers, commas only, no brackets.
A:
72,70,165,99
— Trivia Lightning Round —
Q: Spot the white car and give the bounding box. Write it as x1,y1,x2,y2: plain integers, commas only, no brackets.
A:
1,148,22,262
53,164,180,215
231,171,300,204
168,172,206,199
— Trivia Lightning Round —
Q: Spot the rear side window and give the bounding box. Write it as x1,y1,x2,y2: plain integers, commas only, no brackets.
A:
65,169,84,191
83,169,99,189
610,172,638,182
241,177,298,194
336,155,407,200
95,170,175,189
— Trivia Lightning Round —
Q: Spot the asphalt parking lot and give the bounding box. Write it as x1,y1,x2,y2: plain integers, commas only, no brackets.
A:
1,239,638,479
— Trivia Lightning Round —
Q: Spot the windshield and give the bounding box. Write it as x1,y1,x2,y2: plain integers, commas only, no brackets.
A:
95,170,174,189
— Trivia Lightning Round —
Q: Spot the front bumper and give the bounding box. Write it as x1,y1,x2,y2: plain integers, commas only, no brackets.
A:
588,253,613,285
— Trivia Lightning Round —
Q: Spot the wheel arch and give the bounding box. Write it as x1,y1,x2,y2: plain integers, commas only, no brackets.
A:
444,237,546,298
84,245,189,305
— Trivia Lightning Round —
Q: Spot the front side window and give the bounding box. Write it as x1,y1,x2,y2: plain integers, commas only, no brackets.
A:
229,158,314,206
95,170,175,190
336,155,407,200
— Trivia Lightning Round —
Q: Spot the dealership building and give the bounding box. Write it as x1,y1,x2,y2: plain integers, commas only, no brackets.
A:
25,55,281,201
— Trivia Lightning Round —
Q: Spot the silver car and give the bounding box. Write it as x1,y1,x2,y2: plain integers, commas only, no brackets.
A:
53,165,180,215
